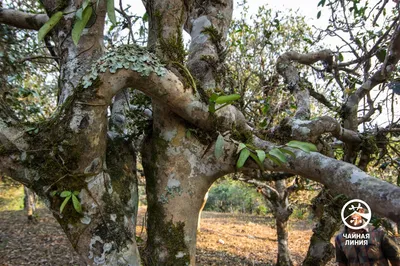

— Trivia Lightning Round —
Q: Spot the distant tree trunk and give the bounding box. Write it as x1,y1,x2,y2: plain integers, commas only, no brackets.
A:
24,185,36,221
276,213,292,266
251,179,294,266
198,190,209,232
303,189,346,266
274,180,293,266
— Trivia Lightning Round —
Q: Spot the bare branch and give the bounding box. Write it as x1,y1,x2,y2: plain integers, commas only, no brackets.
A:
277,50,333,119
0,8,48,30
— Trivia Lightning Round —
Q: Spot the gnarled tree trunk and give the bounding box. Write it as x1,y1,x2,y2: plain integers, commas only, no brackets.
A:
142,106,230,265
303,189,346,266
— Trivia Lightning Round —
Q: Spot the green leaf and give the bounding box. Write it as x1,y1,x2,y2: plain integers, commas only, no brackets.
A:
249,152,264,171
237,143,247,154
76,8,83,20
60,195,71,214
107,0,117,25
73,190,80,196
338,52,344,62
265,153,282,166
72,5,93,45
376,49,386,63
279,148,296,158
214,133,225,159
268,148,287,163
142,12,149,22
81,0,90,11
60,191,72,197
72,194,82,213
186,129,191,138
317,11,321,19
50,191,57,197
317,0,326,7
286,140,317,153
236,148,250,168
38,11,63,42
208,102,216,113
209,93,219,102
215,94,241,104
256,150,266,163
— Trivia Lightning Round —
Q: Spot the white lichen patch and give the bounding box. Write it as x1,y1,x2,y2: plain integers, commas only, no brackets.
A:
167,178,181,188
161,129,177,142
184,235,192,243
124,216,129,227
190,16,212,44
186,100,207,119
81,215,92,224
69,107,94,133
175,251,186,258
86,172,105,190
294,126,310,136
82,45,166,89
84,157,102,174
349,169,368,184
117,243,141,266
88,235,114,265
291,119,311,136
166,146,181,156
110,214,117,222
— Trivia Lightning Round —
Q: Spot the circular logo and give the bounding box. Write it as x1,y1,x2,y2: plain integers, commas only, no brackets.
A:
341,199,372,230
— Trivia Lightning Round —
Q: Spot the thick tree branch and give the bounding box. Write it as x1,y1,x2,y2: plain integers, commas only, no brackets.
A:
251,136,400,223
277,50,333,119
56,45,400,223
343,22,400,122
185,0,233,92
265,116,361,145
308,86,334,110
0,9,48,30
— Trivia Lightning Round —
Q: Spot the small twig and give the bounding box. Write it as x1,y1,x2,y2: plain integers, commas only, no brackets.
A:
75,101,107,106
17,55,59,64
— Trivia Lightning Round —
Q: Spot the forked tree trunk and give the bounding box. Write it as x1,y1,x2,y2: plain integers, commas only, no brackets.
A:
274,180,293,266
276,215,292,266
256,179,294,266
142,105,229,265
303,189,345,266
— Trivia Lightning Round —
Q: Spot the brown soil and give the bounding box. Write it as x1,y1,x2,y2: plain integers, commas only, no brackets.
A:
0,205,336,265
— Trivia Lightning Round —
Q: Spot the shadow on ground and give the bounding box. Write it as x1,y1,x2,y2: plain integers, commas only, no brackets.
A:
0,209,84,266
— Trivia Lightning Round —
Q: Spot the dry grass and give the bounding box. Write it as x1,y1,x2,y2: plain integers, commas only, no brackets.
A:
0,194,338,265
136,207,337,265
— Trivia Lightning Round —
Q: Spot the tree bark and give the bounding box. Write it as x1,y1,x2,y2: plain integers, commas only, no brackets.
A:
303,190,345,266
253,179,294,266
142,105,230,265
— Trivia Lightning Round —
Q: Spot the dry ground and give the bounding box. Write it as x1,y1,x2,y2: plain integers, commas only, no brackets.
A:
0,186,337,265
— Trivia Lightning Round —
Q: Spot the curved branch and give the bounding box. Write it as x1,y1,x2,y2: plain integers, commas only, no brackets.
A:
80,46,400,223
265,116,361,145
0,9,48,30
277,50,333,119
308,86,334,110
345,22,400,113
251,136,400,223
